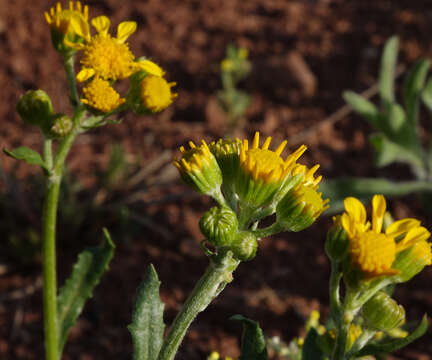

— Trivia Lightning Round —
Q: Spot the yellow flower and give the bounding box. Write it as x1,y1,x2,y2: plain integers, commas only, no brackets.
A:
45,1,89,36
70,15,137,81
140,75,177,113
341,195,431,278
81,77,125,112
236,132,314,207
173,140,222,195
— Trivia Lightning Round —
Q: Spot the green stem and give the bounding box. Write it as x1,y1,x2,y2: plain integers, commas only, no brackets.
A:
329,261,342,324
157,251,239,360
252,222,282,239
332,291,356,360
43,138,53,170
64,55,80,107
42,107,84,360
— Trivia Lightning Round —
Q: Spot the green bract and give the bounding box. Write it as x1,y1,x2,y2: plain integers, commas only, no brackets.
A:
199,206,238,247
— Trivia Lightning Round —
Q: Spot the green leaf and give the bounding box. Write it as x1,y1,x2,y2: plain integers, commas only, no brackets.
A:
386,102,406,135
231,315,268,360
369,134,424,175
302,328,324,360
128,264,165,360
3,147,48,170
343,91,380,128
57,228,115,355
379,36,399,106
404,59,430,124
356,315,428,356
421,77,432,112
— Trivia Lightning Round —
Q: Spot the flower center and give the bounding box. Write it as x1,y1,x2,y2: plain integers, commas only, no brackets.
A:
140,75,177,113
350,231,397,276
81,34,134,80
81,78,125,113
241,148,287,183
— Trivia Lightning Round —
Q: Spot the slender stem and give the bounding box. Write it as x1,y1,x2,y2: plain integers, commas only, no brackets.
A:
329,261,342,323
42,107,84,360
332,291,356,360
252,222,282,239
64,55,80,107
43,138,53,170
157,251,239,360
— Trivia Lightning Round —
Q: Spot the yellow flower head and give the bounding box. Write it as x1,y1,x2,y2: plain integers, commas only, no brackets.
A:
173,140,222,195
341,195,431,278
140,75,177,113
70,16,137,81
45,1,89,36
81,77,125,113
236,132,315,207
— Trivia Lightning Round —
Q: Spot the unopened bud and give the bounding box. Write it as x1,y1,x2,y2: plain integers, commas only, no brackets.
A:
199,206,238,247
50,114,73,138
325,216,349,262
231,231,257,261
17,90,53,128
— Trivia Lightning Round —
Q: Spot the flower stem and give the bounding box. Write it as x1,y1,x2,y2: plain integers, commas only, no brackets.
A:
157,251,239,360
42,107,84,360
64,55,80,107
329,261,342,323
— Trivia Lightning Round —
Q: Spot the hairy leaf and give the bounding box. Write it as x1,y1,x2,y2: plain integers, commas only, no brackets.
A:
379,36,399,107
57,229,115,354
404,59,430,125
231,315,268,360
128,264,165,360
3,147,48,170
343,91,379,128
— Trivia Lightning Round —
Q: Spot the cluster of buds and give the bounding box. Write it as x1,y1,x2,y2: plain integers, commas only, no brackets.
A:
42,1,176,116
319,195,431,357
174,132,328,262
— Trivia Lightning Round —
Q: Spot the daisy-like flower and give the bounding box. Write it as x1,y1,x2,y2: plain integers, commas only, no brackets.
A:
140,75,177,113
45,1,89,36
68,15,137,81
341,195,431,278
81,77,125,113
235,131,313,207
173,140,222,196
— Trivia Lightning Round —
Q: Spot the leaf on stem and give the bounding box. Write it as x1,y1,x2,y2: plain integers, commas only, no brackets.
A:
231,315,268,360
356,315,428,356
404,59,430,125
128,264,165,360
57,228,115,354
302,328,324,360
3,147,48,171
379,36,399,107
343,91,380,128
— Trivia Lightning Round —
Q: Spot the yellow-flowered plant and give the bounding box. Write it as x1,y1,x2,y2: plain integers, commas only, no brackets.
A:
7,3,177,360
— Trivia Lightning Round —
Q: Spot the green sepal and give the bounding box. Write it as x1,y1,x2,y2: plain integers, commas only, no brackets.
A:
231,315,268,360
3,147,49,171
302,328,324,360
343,91,380,127
356,315,428,357
379,36,399,107
57,229,115,355
403,59,430,125
128,264,165,360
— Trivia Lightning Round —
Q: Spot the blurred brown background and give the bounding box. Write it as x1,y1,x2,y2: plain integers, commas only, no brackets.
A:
1,0,432,359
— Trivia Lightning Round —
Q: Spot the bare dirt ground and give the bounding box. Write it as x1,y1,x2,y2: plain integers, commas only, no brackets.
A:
1,0,432,359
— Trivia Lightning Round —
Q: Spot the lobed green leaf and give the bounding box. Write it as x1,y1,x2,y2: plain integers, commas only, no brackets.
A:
128,264,165,360
57,228,115,355
3,146,48,170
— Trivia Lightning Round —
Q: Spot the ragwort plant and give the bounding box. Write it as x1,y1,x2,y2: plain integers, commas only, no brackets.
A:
322,36,432,211
5,3,432,360
5,2,176,359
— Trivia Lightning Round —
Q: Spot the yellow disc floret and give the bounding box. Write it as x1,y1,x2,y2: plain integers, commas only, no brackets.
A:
81,77,125,113
140,75,177,113
340,195,432,278
239,132,306,184
45,1,89,35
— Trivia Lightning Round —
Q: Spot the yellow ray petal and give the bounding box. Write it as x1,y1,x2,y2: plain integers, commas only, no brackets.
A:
92,15,110,35
135,60,164,77
117,21,137,43
372,194,386,233
70,16,90,41
262,136,272,150
76,68,95,82
344,197,366,224
274,140,287,156
397,226,431,252
386,218,421,237
252,132,260,149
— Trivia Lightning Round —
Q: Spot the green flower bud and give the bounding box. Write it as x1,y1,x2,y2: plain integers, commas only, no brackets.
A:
17,90,53,128
325,216,349,262
199,206,238,247
231,231,257,261
276,185,328,232
50,114,73,138
392,240,432,283
362,291,405,331
174,140,223,196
